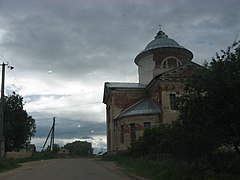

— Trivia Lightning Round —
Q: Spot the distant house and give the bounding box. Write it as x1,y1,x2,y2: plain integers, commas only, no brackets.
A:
103,29,202,153
19,143,36,152
57,148,70,158
28,144,36,152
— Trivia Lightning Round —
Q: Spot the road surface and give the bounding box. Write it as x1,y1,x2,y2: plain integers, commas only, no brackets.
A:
0,158,138,180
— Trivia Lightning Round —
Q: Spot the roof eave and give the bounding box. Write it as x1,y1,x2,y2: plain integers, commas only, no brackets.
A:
115,112,161,120
134,47,193,65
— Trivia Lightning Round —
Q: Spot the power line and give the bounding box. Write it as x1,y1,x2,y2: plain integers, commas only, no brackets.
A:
36,118,82,123
35,101,102,110
0,54,31,99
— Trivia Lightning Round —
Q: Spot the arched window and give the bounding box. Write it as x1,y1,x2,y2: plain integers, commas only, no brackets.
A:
161,56,182,69
162,61,167,68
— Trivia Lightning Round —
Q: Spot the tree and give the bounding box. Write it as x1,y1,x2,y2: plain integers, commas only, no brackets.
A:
178,40,240,157
64,141,93,156
3,92,36,151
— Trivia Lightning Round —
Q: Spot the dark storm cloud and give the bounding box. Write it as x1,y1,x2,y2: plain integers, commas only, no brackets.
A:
0,0,149,81
35,118,106,139
1,0,239,81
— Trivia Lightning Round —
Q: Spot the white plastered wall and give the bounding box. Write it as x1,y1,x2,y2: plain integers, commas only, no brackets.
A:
138,54,154,84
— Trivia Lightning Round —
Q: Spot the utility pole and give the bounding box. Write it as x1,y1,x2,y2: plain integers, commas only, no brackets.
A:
50,117,56,151
0,63,5,157
0,62,14,157
42,117,56,152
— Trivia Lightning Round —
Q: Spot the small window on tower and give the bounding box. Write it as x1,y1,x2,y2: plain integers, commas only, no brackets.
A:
168,58,178,68
161,57,182,69
162,61,167,68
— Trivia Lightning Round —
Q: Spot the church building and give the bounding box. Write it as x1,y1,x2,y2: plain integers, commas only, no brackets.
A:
103,29,202,153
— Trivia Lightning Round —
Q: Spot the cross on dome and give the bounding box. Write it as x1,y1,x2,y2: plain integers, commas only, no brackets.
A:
158,24,163,31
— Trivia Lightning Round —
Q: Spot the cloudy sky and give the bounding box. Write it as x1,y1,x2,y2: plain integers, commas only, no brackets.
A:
0,0,239,151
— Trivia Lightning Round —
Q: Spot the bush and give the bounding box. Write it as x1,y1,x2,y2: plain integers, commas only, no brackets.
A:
130,124,175,159
207,151,240,175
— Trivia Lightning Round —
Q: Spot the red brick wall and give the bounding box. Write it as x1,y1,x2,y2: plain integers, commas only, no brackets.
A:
153,50,191,67
113,91,145,111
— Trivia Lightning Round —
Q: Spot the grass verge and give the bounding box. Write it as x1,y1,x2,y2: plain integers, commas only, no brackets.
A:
101,154,240,180
0,152,55,172
15,152,55,163
0,158,19,172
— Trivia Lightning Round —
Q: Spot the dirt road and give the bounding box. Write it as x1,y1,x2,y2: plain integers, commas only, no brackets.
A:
0,158,137,180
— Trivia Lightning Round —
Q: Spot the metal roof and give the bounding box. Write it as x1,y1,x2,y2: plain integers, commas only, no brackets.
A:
115,98,161,119
134,30,193,64
142,30,184,53
103,82,146,104
105,82,146,89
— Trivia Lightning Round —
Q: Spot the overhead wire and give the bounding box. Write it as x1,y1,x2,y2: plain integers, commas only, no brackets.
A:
0,54,27,94
34,101,102,110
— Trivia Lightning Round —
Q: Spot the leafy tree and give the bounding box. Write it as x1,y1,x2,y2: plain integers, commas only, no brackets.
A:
64,141,93,156
3,92,36,151
178,40,240,157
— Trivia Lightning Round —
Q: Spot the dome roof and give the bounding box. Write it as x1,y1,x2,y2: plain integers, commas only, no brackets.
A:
144,30,184,51
135,30,193,65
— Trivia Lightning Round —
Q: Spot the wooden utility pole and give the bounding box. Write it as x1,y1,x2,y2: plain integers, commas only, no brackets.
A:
50,117,56,151
0,63,14,157
0,63,5,157
42,117,56,151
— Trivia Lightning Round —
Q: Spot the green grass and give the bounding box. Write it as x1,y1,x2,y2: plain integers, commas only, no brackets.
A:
114,156,197,180
0,158,19,172
0,152,55,172
15,152,55,163
101,154,240,180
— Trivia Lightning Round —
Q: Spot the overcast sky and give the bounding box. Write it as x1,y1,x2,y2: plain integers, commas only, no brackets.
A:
0,0,239,151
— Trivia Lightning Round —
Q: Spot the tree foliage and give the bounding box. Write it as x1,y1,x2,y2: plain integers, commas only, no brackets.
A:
178,40,240,156
64,141,93,156
3,92,36,151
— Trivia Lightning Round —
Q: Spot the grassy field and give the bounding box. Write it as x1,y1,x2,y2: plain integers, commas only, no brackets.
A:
101,154,240,180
